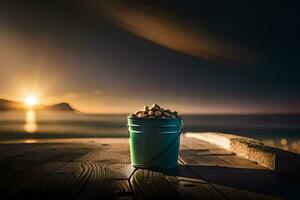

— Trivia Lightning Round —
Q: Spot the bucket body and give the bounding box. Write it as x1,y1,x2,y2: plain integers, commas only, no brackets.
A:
127,117,183,169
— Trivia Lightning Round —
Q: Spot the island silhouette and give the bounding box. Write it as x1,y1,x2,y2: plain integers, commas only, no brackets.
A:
0,98,76,112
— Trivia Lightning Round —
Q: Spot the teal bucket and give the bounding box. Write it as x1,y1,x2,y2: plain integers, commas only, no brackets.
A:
127,117,183,169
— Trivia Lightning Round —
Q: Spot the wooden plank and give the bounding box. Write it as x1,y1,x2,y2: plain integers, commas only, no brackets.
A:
180,149,229,167
181,136,264,169
166,176,225,199
212,184,250,200
76,139,130,163
0,142,93,198
75,140,134,199
181,136,223,150
0,150,89,198
179,136,191,150
14,139,134,199
249,172,300,199
158,155,226,199
158,165,207,183
218,154,266,169
56,155,134,181
130,169,180,199
75,149,111,161
76,180,133,200
0,150,69,179
0,143,64,161
0,137,296,200
0,144,34,160
15,161,102,199
75,139,134,180
97,150,131,163
209,149,235,155
77,148,131,163
76,139,135,199
55,160,134,180
178,137,289,199
0,143,92,179
187,166,286,199
213,184,280,200
105,162,135,179
180,136,232,167
1,161,69,199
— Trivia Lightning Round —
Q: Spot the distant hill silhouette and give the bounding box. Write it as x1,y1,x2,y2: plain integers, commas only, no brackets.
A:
0,99,25,110
47,103,75,111
0,98,76,112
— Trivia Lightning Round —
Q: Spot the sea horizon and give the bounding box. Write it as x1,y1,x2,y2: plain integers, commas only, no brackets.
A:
0,110,299,153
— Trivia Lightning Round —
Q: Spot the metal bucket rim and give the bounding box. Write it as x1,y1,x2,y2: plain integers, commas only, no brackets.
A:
127,116,182,120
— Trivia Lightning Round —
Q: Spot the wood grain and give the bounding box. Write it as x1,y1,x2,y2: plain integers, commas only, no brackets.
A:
13,139,134,199
0,137,298,199
180,149,229,167
166,175,225,199
0,146,87,179
130,169,180,199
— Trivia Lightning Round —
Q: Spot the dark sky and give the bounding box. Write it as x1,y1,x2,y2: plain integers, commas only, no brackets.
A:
0,0,299,114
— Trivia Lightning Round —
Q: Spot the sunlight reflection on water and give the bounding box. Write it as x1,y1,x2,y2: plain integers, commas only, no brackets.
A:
24,110,38,133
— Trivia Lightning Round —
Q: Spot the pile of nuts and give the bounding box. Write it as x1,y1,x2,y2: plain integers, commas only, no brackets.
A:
129,104,181,119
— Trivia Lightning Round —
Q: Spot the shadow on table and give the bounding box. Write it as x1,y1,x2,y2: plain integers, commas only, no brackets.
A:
156,163,300,199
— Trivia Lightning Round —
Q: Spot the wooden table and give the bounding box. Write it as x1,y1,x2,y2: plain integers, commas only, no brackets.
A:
0,136,298,199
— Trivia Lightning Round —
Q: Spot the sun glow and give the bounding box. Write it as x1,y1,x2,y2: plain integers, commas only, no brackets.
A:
24,96,39,107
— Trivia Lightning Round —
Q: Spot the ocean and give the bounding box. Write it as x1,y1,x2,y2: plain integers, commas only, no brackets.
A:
0,110,299,153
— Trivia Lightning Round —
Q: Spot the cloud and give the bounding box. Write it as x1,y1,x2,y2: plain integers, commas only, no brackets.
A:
84,0,253,66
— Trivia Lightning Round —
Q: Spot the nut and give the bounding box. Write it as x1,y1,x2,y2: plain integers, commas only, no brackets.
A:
128,114,136,118
144,106,149,111
163,112,170,117
154,110,161,117
130,104,180,119
152,104,160,108
173,111,178,117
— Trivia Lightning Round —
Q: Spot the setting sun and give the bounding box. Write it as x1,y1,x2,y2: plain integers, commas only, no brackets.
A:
24,96,38,107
